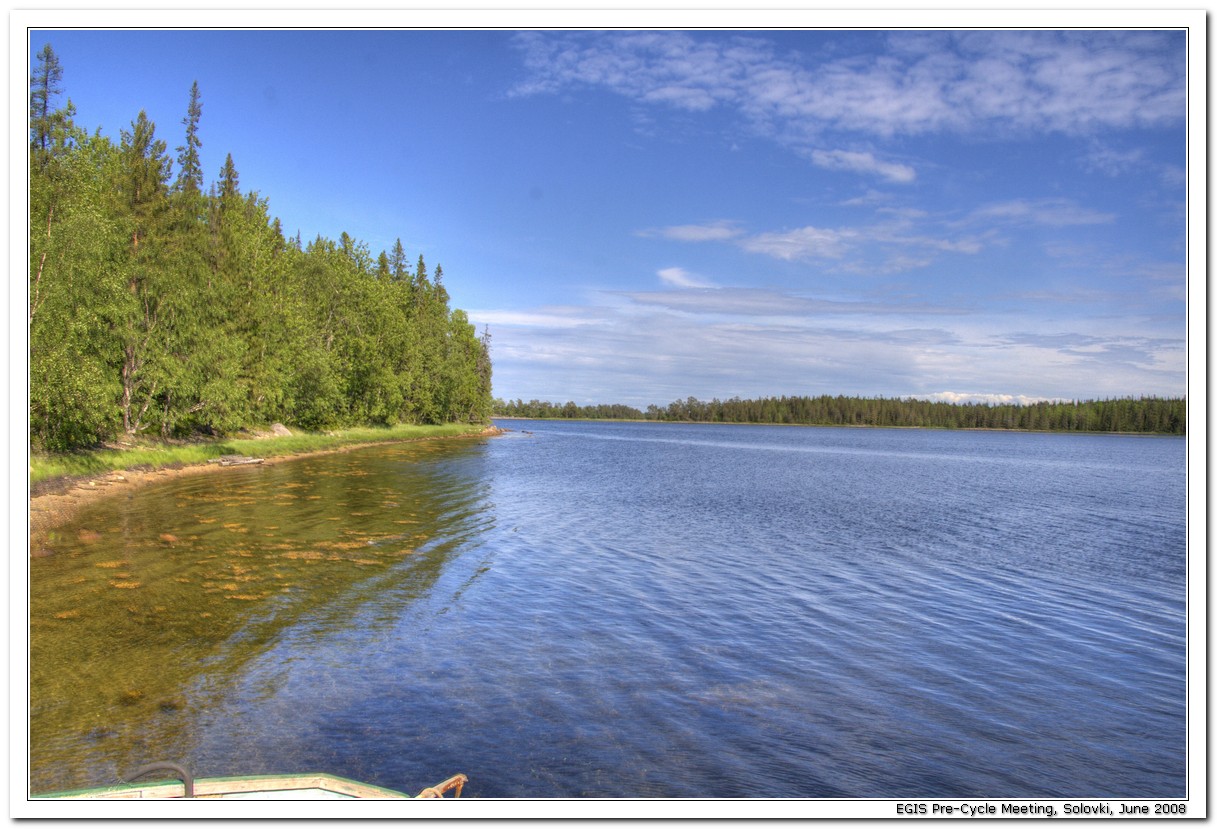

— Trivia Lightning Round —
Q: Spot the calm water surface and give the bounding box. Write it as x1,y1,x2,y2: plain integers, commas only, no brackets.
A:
28,422,1187,798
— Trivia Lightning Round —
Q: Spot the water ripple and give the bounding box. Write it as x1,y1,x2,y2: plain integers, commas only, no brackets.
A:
28,423,1185,799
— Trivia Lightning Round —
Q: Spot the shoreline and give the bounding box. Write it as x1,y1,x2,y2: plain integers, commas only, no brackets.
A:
28,425,505,554
491,416,1180,437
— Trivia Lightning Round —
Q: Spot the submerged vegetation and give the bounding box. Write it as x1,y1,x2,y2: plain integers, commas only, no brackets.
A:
29,45,493,454
494,395,1186,435
28,422,491,487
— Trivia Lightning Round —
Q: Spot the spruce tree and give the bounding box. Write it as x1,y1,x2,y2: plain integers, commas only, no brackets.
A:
120,111,170,253
218,153,239,200
389,238,411,283
174,81,203,194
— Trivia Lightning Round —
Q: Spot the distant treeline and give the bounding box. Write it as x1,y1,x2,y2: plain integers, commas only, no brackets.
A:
494,400,647,421
30,46,492,452
494,395,1185,434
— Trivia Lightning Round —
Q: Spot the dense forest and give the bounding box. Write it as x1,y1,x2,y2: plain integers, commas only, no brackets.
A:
29,46,493,452
493,400,647,421
494,395,1186,435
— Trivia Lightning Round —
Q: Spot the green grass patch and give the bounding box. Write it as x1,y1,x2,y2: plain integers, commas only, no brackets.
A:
29,423,490,486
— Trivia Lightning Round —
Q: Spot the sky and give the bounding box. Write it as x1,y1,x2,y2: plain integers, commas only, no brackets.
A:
25,23,1194,409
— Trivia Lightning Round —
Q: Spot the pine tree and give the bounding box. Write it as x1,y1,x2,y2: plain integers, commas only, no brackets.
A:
29,43,64,160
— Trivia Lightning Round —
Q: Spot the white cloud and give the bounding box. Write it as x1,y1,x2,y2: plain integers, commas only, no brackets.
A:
739,226,857,261
642,221,743,242
511,30,1185,146
657,267,715,288
730,218,987,271
811,149,916,183
968,198,1116,226
468,308,601,329
917,391,1063,405
478,287,1185,407
1082,141,1146,177
840,189,894,208
619,287,968,317
637,209,991,274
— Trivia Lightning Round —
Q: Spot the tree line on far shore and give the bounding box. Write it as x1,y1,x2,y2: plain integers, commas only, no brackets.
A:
30,45,493,452
493,395,1185,435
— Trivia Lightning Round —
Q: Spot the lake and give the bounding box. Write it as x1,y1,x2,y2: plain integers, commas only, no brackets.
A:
27,421,1187,798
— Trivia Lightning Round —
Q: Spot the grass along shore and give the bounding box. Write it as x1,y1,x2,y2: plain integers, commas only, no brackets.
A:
29,422,498,489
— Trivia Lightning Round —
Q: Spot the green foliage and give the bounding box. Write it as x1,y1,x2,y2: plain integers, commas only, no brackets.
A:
494,399,646,420
29,43,67,162
173,81,203,194
30,346,119,451
494,395,1185,435
28,49,494,452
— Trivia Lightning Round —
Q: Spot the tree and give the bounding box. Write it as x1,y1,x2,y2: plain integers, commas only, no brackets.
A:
29,132,127,449
218,152,239,200
174,81,203,194
389,238,411,283
116,111,172,434
119,111,170,253
440,310,491,422
476,325,493,416
28,46,498,451
29,45,82,327
29,43,65,160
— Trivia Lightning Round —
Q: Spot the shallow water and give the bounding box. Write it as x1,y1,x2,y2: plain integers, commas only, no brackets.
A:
28,422,1186,798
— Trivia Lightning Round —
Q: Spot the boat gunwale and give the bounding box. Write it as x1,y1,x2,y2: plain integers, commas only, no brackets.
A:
32,772,413,800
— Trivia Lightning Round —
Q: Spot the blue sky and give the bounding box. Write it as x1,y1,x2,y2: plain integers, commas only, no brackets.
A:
28,26,1192,408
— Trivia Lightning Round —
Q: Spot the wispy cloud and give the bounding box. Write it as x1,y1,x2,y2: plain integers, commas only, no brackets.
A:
473,286,1184,407
1081,141,1146,177
510,30,1185,152
645,196,1115,275
998,330,1184,365
657,267,715,288
491,30,1186,404
619,287,969,317
679,216,989,272
968,198,1117,226
810,149,916,183
640,220,743,242
739,226,859,261
839,190,894,208
636,206,996,278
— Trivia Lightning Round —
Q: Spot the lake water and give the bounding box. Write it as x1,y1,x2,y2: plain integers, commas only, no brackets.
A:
27,421,1187,798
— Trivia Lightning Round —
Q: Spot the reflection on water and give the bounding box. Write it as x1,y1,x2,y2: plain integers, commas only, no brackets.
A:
28,439,493,793
28,423,1186,799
